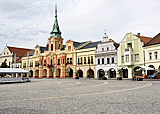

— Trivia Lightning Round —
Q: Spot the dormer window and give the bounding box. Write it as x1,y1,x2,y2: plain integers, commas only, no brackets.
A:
68,46,71,50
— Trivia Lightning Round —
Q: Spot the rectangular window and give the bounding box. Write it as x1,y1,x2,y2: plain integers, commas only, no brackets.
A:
107,47,109,51
81,57,83,64
155,51,158,59
78,58,80,64
102,48,104,51
88,57,90,64
68,46,71,50
51,59,53,66
107,58,110,64
112,57,114,64
122,56,124,63
44,60,46,66
70,58,72,64
135,54,139,62
67,58,69,64
91,56,93,64
63,58,65,64
98,59,100,64
58,59,60,65
102,58,104,64
149,52,152,60
51,44,53,51
125,55,129,62
84,57,86,64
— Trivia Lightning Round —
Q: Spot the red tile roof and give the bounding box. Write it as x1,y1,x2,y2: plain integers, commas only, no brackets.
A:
144,33,160,46
7,46,34,63
135,35,152,45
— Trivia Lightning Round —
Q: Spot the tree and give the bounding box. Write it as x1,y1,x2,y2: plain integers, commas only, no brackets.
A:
0,60,8,68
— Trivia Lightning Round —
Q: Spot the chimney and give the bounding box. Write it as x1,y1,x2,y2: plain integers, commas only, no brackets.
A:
137,33,140,36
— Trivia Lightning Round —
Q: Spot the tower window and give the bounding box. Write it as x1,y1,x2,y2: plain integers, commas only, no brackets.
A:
68,46,71,50
51,44,53,51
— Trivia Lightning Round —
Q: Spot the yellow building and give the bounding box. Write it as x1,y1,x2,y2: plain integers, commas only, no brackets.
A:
117,33,152,78
144,33,160,74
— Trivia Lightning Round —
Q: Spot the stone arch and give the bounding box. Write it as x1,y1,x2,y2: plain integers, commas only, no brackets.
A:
148,65,155,75
109,68,116,78
29,70,33,77
56,68,61,78
87,69,94,78
35,70,39,78
97,69,105,79
69,68,73,77
133,66,142,76
77,69,83,78
43,69,47,78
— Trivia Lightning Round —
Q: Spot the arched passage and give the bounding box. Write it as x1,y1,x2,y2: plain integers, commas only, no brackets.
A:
87,69,94,78
123,68,128,78
69,68,73,77
49,69,53,78
29,70,33,77
56,68,61,78
43,69,47,78
109,68,116,78
148,65,155,75
133,66,142,76
97,69,105,79
77,69,83,78
35,70,39,78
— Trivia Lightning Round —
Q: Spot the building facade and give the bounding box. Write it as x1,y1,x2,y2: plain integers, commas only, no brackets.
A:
117,33,152,78
144,33,160,73
0,45,33,68
95,32,119,79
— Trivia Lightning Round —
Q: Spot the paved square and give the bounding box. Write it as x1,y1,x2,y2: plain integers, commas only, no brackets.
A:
0,79,160,114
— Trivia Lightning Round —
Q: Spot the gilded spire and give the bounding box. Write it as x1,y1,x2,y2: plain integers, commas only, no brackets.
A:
50,5,61,38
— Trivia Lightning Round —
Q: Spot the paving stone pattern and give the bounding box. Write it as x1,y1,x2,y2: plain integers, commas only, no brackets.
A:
0,79,160,114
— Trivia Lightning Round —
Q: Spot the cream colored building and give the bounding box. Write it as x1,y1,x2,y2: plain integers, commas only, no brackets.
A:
144,33,160,74
117,33,152,78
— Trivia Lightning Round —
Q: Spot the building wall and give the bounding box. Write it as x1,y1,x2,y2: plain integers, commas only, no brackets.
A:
117,33,145,78
144,44,160,71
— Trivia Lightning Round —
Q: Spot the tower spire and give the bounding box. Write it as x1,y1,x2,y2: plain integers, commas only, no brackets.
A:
102,29,108,42
50,5,61,38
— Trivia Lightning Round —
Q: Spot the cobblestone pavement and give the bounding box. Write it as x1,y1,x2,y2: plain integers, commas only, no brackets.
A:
0,78,160,114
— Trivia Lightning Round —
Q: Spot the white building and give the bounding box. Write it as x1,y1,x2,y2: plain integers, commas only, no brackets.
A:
95,32,119,79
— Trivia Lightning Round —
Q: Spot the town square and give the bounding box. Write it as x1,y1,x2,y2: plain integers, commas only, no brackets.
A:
0,78,160,114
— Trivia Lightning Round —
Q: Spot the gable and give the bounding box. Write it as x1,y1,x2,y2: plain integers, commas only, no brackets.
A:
1,45,12,56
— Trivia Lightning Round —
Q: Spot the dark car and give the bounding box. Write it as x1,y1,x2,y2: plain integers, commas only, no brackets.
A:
148,72,160,79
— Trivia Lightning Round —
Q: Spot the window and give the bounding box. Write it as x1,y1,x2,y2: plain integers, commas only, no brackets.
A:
63,58,65,64
68,46,71,50
51,44,53,51
70,58,72,64
102,48,104,51
107,58,110,64
91,56,93,64
122,56,124,63
135,54,139,62
7,52,8,55
58,59,60,65
4,52,5,55
67,58,69,64
81,57,83,64
107,47,109,51
88,57,90,64
44,60,46,66
78,58,80,64
5,59,7,61
98,59,100,64
149,52,152,60
125,55,129,62
41,60,42,65
35,61,39,66
155,52,158,59
102,58,104,64
112,57,114,64
84,57,86,64
51,59,53,66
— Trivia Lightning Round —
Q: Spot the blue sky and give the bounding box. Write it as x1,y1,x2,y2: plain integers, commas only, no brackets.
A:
0,0,160,52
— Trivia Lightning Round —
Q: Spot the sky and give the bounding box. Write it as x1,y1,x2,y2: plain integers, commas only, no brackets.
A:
0,0,160,52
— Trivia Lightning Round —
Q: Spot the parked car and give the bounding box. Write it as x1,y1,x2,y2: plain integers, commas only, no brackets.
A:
148,72,160,79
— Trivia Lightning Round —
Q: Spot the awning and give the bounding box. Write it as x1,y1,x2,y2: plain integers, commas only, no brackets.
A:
141,66,155,71
0,68,30,74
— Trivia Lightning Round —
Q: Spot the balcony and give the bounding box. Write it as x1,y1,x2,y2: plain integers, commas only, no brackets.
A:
124,48,134,66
